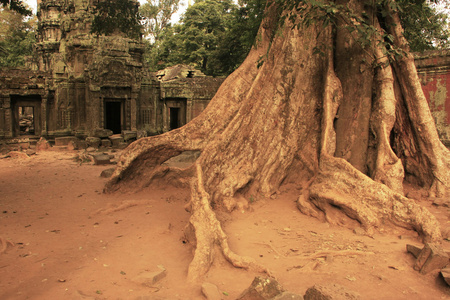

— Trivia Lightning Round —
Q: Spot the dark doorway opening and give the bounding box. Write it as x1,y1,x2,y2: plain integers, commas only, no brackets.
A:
169,107,180,130
105,101,122,134
11,95,41,137
19,106,35,135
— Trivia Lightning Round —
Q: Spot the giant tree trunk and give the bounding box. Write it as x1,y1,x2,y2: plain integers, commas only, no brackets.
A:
104,0,447,282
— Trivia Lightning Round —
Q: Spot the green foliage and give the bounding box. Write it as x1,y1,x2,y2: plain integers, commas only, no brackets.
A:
140,0,180,41
146,0,265,76
274,0,449,55
91,0,143,39
397,0,449,51
0,7,36,67
0,0,31,16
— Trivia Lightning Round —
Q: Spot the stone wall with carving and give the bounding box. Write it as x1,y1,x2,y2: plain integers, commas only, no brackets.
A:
415,50,450,145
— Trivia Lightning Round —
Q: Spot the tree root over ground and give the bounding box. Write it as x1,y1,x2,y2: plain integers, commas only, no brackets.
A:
185,163,269,282
298,155,442,243
104,0,447,283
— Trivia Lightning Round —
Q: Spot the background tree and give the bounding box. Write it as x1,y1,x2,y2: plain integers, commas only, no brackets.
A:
140,0,181,71
0,6,36,67
140,0,180,41
105,0,450,283
212,0,266,74
397,0,450,51
91,0,142,39
148,0,265,76
0,0,31,15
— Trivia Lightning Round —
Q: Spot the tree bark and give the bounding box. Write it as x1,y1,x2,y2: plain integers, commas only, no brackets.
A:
105,0,446,281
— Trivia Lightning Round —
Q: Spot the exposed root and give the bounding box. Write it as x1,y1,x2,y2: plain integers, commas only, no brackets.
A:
298,155,442,243
186,163,269,282
0,236,15,253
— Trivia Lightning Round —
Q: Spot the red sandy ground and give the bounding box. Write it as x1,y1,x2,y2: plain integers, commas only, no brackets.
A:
1,149,450,299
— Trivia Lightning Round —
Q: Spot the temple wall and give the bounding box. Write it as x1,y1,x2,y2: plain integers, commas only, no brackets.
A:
415,49,450,145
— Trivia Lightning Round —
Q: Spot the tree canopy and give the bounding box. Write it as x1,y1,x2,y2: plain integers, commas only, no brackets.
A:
0,7,36,67
91,0,143,39
145,0,448,75
0,0,31,16
140,0,180,41
145,0,265,76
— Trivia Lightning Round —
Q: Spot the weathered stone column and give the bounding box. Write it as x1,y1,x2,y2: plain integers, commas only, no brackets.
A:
40,94,48,136
3,97,12,138
186,99,193,123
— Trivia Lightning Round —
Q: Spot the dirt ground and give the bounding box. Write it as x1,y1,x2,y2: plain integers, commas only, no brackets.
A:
1,148,450,299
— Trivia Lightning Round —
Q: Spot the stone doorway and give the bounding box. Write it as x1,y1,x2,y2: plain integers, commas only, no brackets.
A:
11,95,42,137
104,100,123,134
165,99,186,131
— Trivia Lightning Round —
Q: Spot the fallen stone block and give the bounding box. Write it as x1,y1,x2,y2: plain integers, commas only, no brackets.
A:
414,243,449,274
36,137,51,151
67,141,78,151
406,244,422,259
304,284,360,300
101,139,112,148
100,167,115,178
94,128,113,138
133,265,166,286
274,292,304,300
55,136,79,146
201,282,223,300
86,137,101,148
109,135,124,148
122,130,137,141
92,154,111,165
440,266,450,286
237,276,284,300
25,149,36,156
137,130,148,139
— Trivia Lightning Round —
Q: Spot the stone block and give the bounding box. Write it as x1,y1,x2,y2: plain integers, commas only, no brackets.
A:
441,266,450,286
55,136,79,146
19,142,30,149
25,149,36,156
137,130,148,139
133,265,166,286
92,154,111,165
414,243,449,274
86,137,101,148
274,292,304,300
201,282,223,300
101,139,112,148
67,141,78,151
304,284,360,300
237,277,284,300
93,128,113,138
406,244,422,259
109,134,124,148
36,137,51,151
122,130,137,141
100,167,115,178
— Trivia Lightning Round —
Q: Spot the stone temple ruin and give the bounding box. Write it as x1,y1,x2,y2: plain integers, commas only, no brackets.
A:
0,0,224,146
0,0,449,149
